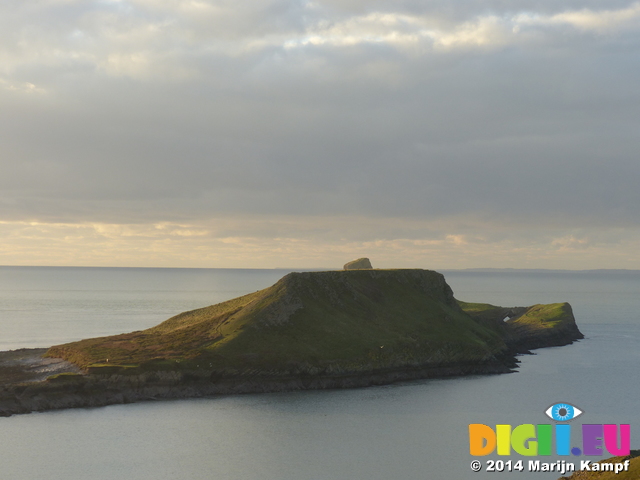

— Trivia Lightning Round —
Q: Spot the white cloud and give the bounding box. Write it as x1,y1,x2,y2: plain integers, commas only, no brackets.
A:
3,1,640,84
548,3,640,32
432,15,510,49
552,235,590,250
0,77,47,94
508,3,640,35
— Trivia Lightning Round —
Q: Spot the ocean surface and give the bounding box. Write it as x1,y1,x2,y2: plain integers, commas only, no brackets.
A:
0,266,638,480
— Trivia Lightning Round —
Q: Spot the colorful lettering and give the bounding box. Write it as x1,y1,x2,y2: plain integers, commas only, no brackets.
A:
469,423,630,457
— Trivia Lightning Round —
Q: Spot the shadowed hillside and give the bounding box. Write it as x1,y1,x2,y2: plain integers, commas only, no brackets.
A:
47,270,510,374
46,269,581,377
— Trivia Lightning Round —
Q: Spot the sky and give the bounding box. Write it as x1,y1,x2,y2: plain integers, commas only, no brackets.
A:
1,0,640,269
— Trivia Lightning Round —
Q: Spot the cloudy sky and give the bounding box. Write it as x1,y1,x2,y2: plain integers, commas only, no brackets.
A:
1,0,640,269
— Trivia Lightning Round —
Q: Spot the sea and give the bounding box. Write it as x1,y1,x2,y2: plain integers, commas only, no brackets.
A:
0,266,638,480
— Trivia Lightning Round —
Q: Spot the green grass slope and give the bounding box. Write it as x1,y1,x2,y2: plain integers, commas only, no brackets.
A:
47,270,510,375
46,269,581,378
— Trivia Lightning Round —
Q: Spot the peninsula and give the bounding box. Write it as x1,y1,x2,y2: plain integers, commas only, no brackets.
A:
0,267,583,416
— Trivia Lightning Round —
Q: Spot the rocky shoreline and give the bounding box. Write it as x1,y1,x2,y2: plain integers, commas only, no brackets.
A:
0,349,81,384
0,354,516,417
0,334,579,417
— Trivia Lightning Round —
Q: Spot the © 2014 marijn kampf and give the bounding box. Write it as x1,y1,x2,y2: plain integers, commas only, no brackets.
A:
469,403,631,475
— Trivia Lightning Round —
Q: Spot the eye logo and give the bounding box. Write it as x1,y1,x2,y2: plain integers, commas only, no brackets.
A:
545,403,583,422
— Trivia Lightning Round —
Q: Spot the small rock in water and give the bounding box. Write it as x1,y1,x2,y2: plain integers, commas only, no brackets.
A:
343,258,373,270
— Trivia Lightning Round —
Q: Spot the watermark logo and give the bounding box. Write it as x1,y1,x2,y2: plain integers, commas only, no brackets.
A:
468,403,632,474
469,402,630,457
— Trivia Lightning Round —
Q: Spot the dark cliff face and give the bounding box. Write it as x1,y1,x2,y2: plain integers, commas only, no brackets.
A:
273,268,463,318
0,269,584,416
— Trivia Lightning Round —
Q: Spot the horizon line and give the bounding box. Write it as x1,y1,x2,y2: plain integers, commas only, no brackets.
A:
2,265,640,273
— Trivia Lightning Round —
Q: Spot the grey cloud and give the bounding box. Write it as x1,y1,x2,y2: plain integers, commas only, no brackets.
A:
1,0,640,232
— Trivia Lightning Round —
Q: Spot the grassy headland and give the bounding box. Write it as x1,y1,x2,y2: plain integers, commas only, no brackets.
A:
47,270,507,375
0,269,583,416
46,269,581,377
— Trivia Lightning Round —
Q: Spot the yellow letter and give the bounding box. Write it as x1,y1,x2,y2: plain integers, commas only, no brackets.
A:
497,424,511,455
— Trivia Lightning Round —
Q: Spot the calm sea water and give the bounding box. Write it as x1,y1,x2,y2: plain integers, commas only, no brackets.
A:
0,267,638,480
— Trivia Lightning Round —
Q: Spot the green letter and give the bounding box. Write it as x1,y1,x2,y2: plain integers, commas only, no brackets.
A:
537,424,552,455
512,424,537,456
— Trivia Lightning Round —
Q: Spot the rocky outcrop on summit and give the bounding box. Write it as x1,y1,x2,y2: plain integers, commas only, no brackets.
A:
343,258,373,270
